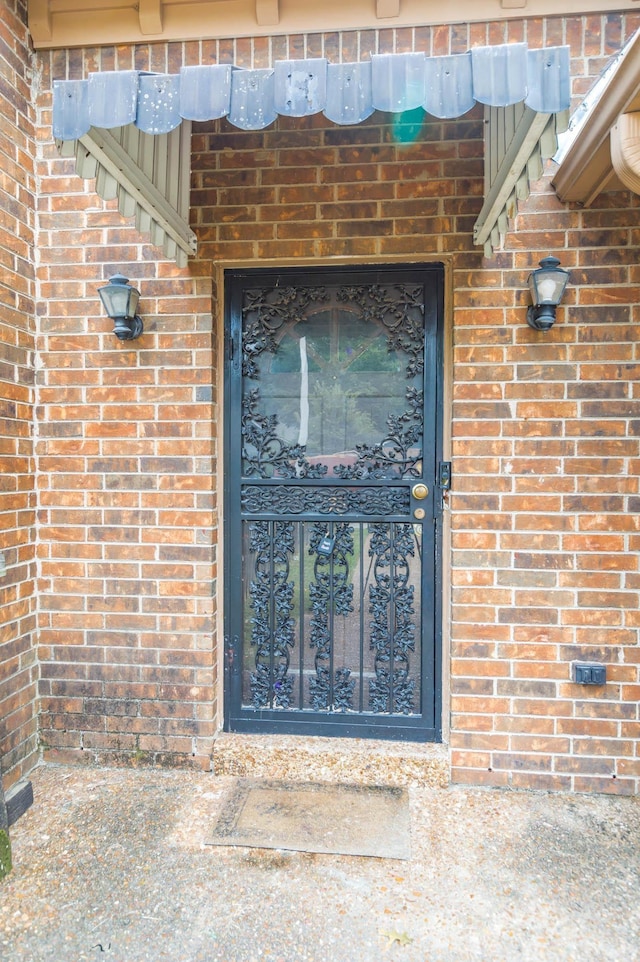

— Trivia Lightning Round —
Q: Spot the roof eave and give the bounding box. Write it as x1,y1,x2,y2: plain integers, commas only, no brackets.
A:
552,29,640,205
27,0,640,51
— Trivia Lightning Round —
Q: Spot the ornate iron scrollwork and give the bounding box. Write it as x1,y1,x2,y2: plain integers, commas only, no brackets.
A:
367,523,417,714
242,388,328,479
336,284,424,377
240,277,426,722
242,286,328,379
308,522,355,711
248,520,296,709
241,484,411,516
332,386,424,480
241,282,424,481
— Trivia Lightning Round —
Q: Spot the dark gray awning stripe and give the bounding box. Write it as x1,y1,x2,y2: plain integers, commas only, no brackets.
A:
53,43,570,139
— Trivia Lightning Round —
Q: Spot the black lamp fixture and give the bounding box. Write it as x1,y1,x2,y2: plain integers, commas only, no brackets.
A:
526,256,570,331
98,274,143,340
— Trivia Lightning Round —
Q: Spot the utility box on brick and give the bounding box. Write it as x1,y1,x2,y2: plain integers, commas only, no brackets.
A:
573,663,607,686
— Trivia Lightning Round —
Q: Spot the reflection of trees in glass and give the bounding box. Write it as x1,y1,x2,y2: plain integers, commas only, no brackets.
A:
272,312,402,375
348,335,399,373
261,310,407,458
308,381,377,456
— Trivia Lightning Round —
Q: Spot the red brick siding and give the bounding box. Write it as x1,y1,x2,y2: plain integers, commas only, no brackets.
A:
33,12,640,790
450,186,640,795
33,212,217,768
0,0,38,788
37,24,217,772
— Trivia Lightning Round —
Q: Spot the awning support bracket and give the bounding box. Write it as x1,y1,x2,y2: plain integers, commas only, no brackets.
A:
77,125,197,259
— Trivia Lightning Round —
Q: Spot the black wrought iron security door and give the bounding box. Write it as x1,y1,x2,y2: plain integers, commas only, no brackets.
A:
224,264,444,741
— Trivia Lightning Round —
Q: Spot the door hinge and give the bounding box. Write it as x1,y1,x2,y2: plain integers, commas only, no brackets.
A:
438,461,452,490
225,636,240,676
224,636,232,672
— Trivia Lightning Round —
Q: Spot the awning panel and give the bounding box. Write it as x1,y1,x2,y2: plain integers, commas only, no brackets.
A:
52,43,571,264
54,79,88,141
371,53,426,112
180,64,233,122
136,74,182,134
471,43,528,107
228,68,277,130
324,62,375,126
52,44,571,139
525,46,571,114
423,54,475,120
274,59,328,117
88,70,139,128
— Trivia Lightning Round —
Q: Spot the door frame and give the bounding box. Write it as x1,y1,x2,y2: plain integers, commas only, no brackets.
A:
217,255,452,743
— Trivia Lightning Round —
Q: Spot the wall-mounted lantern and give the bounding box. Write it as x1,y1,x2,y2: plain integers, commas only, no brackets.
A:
526,256,570,331
98,274,144,340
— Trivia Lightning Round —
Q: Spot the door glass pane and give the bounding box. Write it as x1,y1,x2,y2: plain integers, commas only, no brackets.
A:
241,285,424,479
262,309,405,464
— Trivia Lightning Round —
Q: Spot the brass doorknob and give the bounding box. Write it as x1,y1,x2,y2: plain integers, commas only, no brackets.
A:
412,483,429,500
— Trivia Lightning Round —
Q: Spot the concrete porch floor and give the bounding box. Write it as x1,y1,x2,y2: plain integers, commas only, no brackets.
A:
1,763,639,962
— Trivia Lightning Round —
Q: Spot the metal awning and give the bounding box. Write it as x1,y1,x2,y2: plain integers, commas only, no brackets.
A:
53,43,570,263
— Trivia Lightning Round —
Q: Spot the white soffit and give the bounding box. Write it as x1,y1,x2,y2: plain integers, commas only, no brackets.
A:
28,0,640,49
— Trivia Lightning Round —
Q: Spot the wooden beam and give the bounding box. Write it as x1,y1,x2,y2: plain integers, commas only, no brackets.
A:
28,0,52,43
377,0,400,17
139,0,163,35
5,781,34,828
256,0,279,26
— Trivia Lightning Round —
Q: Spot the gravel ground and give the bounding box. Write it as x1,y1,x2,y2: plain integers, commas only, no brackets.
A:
1,763,639,962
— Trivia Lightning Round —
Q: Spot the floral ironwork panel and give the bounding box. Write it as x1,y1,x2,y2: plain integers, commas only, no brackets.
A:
240,484,411,517
308,522,356,712
246,520,297,709
241,283,425,479
368,522,420,715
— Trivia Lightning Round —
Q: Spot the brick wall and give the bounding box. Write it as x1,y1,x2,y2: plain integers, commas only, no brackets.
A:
449,185,640,794
34,12,640,790
33,148,217,767
0,0,38,788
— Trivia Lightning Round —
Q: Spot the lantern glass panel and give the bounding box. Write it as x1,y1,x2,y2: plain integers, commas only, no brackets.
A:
529,261,569,307
99,276,140,318
126,286,140,317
